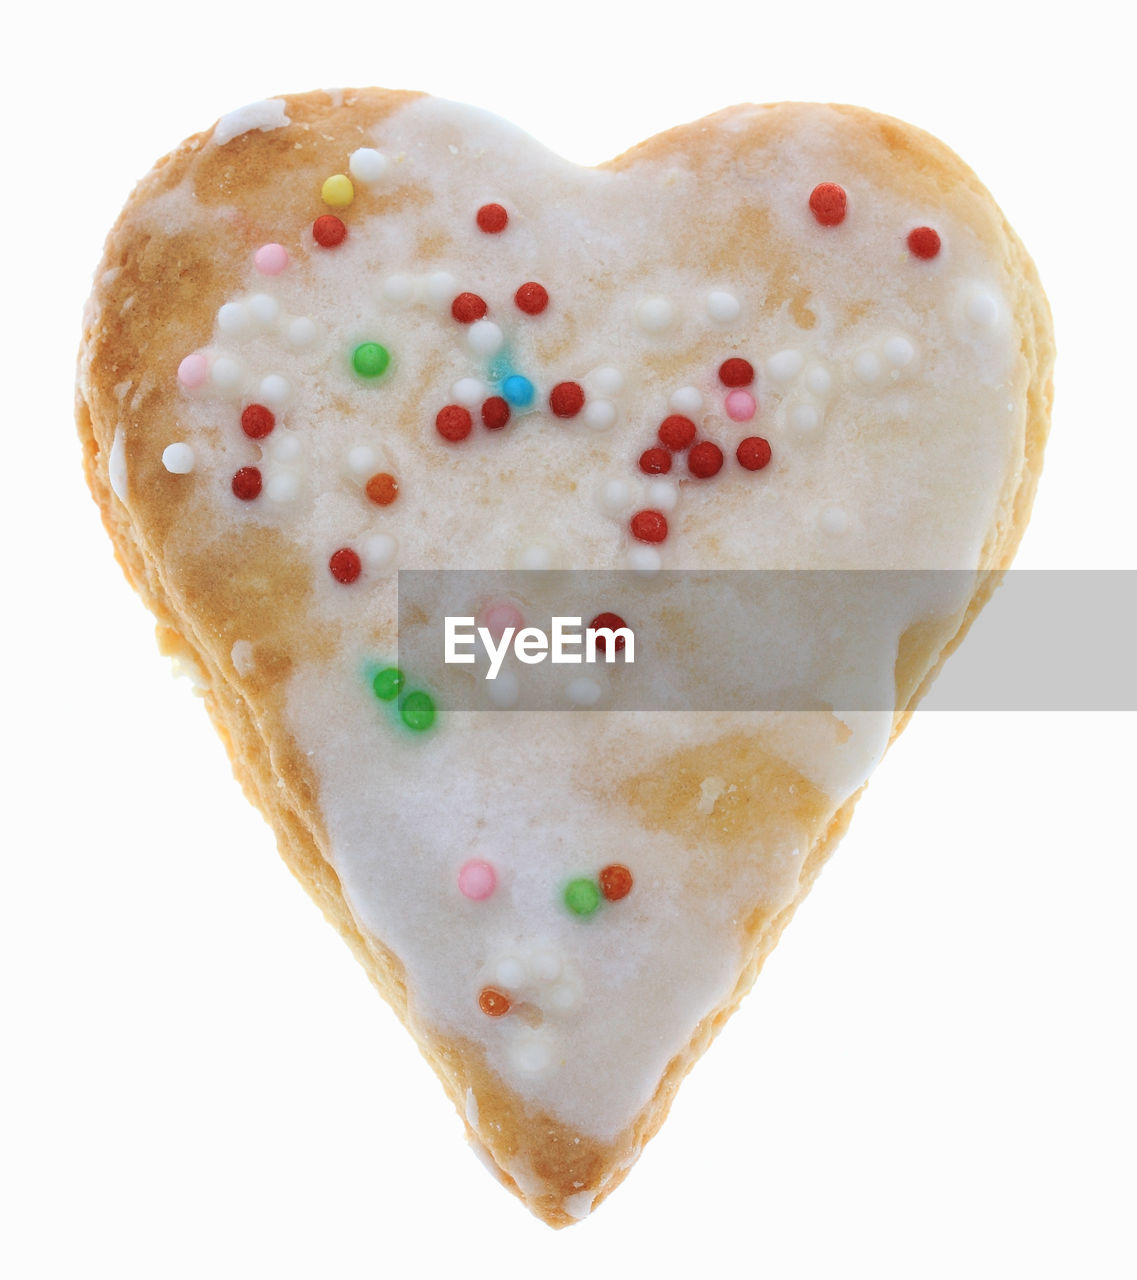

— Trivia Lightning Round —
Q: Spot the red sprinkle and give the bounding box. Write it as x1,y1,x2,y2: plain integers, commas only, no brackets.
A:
240,403,275,439
514,281,549,315
550,381,585,418
736,436,773,471
312,214,347,247
329,547,362,584
481,396,511,430
688,441,724,478
478,987,511,1017
630,510,668,543
436,404,473,442
907,226,941,260
599,864,634,901
809,182,847,226
658,415,697,451
476,203,508,233
639,447,672,475
365,472,399,506
451,292,488,323
718,357,754,388
231,466,262,500
589,613,628,652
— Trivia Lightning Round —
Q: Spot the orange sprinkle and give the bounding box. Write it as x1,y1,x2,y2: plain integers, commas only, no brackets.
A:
365,471,399,506
599,864,634,901
478,987,511,1017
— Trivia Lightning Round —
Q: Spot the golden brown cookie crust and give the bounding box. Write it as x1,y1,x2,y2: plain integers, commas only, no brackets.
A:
77,89,1053,1226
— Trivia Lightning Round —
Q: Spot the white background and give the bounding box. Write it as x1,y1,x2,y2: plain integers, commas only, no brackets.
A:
3,2,1134,1276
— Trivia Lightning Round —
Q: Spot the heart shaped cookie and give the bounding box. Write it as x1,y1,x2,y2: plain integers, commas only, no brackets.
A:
76,89,1053,1226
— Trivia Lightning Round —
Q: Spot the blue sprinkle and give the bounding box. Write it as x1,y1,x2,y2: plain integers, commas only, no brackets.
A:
502,374,535,407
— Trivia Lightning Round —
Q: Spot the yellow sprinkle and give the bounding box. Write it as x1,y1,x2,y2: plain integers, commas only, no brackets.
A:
321,174,354,208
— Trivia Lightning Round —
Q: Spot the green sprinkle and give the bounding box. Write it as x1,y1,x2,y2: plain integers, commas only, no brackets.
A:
400,690,436,732
352,342,390,379
372,667,405,701
564,878,601,917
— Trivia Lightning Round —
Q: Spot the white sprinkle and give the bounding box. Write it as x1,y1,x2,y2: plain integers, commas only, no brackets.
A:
669,385,703,414
547,981,581,1013
361,533,398,574
269,432,302,463
258,374,291,407
789,403,820,433
767,349,804,383
645,479,678,512
706,290,740,322
161,442,195,474
853,352,882,385
494,957,526,988
583,398,616,431
511,1034,553,1075
487,669,520,709
465,1089,479,1129
217,302,251,336
589,366,624,395
423,271,457,308
966,289,999,328
382,274,416,306
452,377,486,407
805,365,833,396
883,335,915,368
567,677,603,707
264,472,300,504
210,356,243,392
287,317,317,347
467,319,504,356
349,147,388,184
820,506,849,535
599,479,633,515
247,293,281,327
347,445,378,477
636,296,675,334
109,427,128,501
518,543,553,570
627,545,662,574
230,640,255,676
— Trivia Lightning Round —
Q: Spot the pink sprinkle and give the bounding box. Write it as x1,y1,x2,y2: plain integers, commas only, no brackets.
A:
177,353,208,388
477,600,525,640
725,389,757,422
254,243,289,275
458,859,497,901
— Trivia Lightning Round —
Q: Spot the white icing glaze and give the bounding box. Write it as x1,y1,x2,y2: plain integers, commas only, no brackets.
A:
109,427,128,501
212,99,291,146
161,97,1024,1148
231,640,255,676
